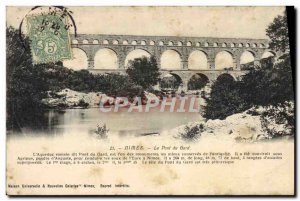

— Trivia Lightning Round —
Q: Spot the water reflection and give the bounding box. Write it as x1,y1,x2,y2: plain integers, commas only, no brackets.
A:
9,96,203,138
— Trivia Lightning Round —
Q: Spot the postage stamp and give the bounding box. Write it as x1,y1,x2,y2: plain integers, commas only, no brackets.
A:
26,12,72,64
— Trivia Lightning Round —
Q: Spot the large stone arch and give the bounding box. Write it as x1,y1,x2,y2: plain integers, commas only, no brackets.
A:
160,49,182,70
188,50,208,70
188,73,209,90
94,48,118,69
63,47,88,70
215,51,234,70
125,49,151,68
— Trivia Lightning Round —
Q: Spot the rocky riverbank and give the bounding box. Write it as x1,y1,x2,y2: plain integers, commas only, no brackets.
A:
41,88,160,109
165,104,294,142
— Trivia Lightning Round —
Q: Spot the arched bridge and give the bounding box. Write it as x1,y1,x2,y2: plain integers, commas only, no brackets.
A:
70,34,275,90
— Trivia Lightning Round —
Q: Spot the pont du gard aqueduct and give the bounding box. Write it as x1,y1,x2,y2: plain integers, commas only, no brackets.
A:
70,34,276,90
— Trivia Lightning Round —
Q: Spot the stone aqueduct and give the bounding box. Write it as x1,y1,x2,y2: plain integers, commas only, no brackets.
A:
70,34,275,90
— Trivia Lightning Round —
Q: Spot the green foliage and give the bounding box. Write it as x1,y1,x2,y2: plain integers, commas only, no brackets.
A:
266,13,289,53
94,73,144,99
179,124,204,141
6,27,144,130
160,75,182,90
39,64,141,98
6,27,50,130
95,124,109,139
204,54,293,121
64,70,95,92
204,13,294,133
240,61,255,70
77,99,89,108
260,102,294,138
240,55,293,107
126,56,160,90
204,75,250,120
188,74,209,90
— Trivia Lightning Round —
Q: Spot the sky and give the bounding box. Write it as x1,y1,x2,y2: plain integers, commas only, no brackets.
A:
6,6,284,70
7,6,285,39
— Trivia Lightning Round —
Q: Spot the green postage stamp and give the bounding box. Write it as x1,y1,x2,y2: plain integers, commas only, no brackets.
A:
26,13,72,64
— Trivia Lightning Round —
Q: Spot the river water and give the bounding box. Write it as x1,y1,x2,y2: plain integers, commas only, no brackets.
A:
16,96,203,137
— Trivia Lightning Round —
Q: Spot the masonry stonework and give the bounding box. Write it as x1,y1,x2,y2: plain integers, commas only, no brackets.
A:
70,34,275,91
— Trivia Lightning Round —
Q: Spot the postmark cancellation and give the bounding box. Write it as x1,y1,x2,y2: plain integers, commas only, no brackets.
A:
26,12,72,64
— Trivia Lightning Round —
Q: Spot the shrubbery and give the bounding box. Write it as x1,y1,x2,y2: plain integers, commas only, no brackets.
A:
204,12,294,138
260,102,294,138
204,75,249,120
178,124,204,141
7,27,50,130
188,74,209,90
126,56,160,90
160,75,182,91
204,55,293,118
6,27,145,130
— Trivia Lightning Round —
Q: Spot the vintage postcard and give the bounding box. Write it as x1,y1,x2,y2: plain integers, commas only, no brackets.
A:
6,6,295,196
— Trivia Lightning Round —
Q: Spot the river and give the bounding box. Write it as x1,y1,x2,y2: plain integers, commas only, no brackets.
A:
14,96,204,137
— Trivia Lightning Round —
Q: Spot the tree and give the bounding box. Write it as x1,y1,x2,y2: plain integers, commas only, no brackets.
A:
204,13,293,119
240,56,293,107
126,56,160,90
97,73,143,99
160,75,181,90
6,27,50,130
262,13,294,136
204,75,249,120
266,13,289,53
188,74,209,90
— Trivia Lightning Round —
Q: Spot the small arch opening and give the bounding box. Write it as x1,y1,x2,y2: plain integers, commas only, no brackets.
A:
160,73,183,92
216,73,235,82
188,74,209,90
261,51,276,59
240,51,255,70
